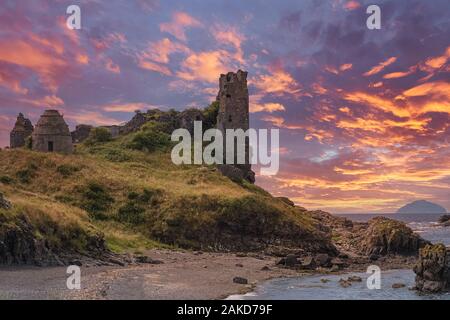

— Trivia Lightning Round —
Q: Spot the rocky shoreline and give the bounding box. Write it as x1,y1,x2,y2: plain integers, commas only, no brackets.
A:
2,189,448,298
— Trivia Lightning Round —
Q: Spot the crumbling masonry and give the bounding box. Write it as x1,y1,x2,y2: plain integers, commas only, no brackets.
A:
216,70,255,183
10,113,33,148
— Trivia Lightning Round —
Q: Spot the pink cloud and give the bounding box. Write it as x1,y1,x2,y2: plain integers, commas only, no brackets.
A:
160,12,203,42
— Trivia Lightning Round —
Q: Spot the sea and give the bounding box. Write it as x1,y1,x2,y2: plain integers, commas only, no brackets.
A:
228,213,450,300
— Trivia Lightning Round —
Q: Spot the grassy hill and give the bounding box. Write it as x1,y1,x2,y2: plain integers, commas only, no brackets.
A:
0,124,336,265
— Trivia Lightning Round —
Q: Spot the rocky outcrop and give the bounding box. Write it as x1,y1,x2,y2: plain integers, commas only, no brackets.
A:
0,193,11,210
0,211,108,266
218,164,255,183
359,217,429,256
10,113,33,149
71,124,93,143
413,244,450,293
439,215,450,227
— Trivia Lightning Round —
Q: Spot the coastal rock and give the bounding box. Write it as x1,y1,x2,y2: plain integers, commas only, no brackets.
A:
277,254,299,267
300,256,316,270
135,255,164,264
233,277,248,284
339,279,352,288
347,276,362,282
413,244,450,293
439,215,450,227
359,217,429,256
314,253,331,267
0,193,12,210
330,257,348,270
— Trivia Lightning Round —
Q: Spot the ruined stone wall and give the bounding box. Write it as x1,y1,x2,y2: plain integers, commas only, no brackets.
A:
10,113,33,148
216,70,254,183
32,110,73,154
71,124,93,143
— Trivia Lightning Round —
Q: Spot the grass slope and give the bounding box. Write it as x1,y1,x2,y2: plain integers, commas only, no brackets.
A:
0,129,335,261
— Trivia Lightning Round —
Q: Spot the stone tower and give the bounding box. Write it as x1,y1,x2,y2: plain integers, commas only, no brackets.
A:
10,113,33,148
32,110,73,154
216,70,254,183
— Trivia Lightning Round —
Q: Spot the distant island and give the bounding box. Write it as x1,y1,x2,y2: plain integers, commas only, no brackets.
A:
396,200,447,214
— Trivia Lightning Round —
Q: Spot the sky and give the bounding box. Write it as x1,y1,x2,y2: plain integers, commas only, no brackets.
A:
0,0,449,213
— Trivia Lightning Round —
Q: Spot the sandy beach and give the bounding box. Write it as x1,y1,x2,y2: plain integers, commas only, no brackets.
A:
0,250,301,300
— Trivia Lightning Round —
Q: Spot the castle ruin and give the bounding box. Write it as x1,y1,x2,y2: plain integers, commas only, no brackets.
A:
216,70,255,183
32,110,73,154
10,113,33,148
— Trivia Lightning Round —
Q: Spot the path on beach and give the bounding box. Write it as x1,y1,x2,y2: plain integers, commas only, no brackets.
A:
0,250,296,300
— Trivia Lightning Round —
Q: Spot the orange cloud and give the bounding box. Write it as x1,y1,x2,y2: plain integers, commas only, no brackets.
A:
102,102,158,113
383,70,413,79
105,58,121,74
250,98,285,113
65,111,121,126
139,60,172,76
344,1,361,11
212,27,246,64
0,39,67,92
20,94,65,108
0,70,28,94
140,38,190,65
344,92,410,117
253,68,301,96
340,63,353,71
176,50,230,83
160,12,203,42
363,57,397,76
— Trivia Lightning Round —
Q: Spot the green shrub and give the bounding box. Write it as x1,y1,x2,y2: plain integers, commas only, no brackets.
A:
16,168,35,184
117,189,163,224
127,128,171,152
85,128,112,145
80,182,114,220
56,164,80,177
202,101,219,130
102,149,131,162
117,203,146,224
0,175,13,185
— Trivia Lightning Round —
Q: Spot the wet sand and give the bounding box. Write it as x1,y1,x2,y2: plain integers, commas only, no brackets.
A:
0,250,298,300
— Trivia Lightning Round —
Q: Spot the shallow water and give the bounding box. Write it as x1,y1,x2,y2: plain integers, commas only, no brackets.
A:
228,269,450,300
228,213,450,300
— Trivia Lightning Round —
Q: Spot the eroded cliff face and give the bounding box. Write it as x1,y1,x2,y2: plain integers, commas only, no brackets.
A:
414,244,450,293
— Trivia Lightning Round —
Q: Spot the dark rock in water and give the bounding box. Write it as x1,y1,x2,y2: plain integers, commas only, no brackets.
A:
347,276,362,282
330,257,348,269
277,254,299,267
359,217,430,256
339,279,352,288
300,256,316,270
0,193,12,210
235,263,244,267
396,200,447,214
439,215,450,227
314,253,331,267
413,244,450,293
392,283,406,289
233,277,248,284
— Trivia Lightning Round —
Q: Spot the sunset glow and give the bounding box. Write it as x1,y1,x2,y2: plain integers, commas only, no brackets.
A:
0,0,448,213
